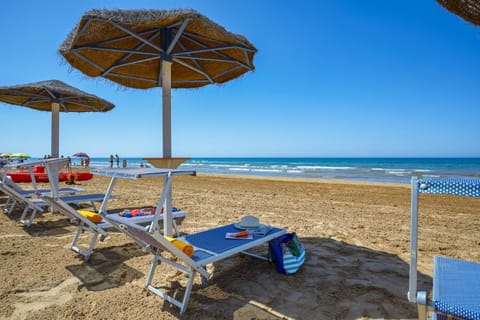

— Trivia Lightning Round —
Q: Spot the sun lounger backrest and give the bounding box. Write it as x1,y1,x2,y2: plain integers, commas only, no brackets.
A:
40,195,107,236
0,180,44,212
3,176,23,192
104,216,209,278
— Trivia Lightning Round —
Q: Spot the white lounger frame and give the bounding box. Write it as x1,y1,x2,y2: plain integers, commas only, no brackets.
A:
0,180,45,225
40,195,187,261
105,218,285,314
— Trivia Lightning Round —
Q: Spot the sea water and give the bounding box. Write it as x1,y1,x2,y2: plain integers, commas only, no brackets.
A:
67,157,480,184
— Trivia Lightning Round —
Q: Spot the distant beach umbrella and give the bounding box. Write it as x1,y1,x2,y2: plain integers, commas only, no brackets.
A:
10,153,31,159
437,0,480,26
59,9,257,158
0,152,12,158
73,152,89,158
0,80,115,158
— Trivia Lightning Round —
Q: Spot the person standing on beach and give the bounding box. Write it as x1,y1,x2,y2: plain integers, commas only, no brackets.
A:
115,154,120,168
110,154,114,168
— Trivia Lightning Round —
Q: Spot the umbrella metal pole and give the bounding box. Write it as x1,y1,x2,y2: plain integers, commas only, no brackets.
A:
51,102,60,158
162,60,173,237
162,60,172,158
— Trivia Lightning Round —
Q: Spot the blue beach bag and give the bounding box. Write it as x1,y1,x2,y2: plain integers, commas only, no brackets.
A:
269,233,305,274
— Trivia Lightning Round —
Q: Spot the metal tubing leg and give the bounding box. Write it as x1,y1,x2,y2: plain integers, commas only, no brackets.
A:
408,177,419,303
180,269,196,314
71,225,83,251
71,225,99,261
146,250,197,314
26,208,37,227
90,201,98,212
5,198,17,214
146,250,160,287
20,207,37,227
19,206,30,222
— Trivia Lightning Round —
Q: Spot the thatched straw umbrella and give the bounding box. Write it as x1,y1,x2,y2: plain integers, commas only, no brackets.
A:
59,9,257,159
437,0,480,26
59,8,256,236
0,80,115,157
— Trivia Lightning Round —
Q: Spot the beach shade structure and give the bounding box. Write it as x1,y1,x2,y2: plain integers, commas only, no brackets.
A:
10,153,31,159
73,152,89,158
0,80,115,158
437,0,480,26
59,8,257,159
0,153,12,158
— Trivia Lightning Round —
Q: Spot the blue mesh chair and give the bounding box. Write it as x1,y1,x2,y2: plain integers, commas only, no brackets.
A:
408,177,480,320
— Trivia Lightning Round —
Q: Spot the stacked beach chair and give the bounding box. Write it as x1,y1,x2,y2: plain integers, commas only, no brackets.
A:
1,158,106,227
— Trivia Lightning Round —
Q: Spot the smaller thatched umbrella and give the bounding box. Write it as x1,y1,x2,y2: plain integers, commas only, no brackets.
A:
437,0,480,26
0,80,115,157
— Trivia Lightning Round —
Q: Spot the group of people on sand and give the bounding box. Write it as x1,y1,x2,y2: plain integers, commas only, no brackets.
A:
110,154,127,168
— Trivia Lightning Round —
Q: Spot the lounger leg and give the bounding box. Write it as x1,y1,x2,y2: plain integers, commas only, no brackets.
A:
20,207,36,227
84,231,99,261
26,208,37,227
417,303,427,320
180,269,196,314
146,251,197,314
71,225,83,250
71,225,99,261
90,201,98,212
5,198,17,215
146,250,160,287
172,220,179,237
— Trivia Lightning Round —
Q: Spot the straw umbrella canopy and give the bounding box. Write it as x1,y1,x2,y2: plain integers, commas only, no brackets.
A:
437,0,480,26
0,80,115,157
59,8,257,158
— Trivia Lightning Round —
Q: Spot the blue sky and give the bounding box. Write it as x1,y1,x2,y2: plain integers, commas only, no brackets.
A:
1,0,479,158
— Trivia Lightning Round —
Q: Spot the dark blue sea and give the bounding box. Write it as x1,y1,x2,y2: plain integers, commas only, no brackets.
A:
74,157,480,184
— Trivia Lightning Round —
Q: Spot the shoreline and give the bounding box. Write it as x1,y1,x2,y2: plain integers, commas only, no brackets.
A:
194,172,410,188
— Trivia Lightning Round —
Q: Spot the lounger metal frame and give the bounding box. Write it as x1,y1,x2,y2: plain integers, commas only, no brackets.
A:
91,167,196,237
0,166,83,216
0,180,45,225
104,217,286,314
40,194,188,261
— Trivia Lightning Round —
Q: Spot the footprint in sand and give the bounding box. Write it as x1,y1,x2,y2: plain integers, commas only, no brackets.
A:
9,277,80,319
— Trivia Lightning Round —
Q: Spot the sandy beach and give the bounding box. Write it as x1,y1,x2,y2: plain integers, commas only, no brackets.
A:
1,172,479,319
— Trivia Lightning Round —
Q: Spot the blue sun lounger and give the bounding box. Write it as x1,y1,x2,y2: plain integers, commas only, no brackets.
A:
1,158,109,227
0,170,84,215
39,194,188,261
409,177,480,320
104,216,286,314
